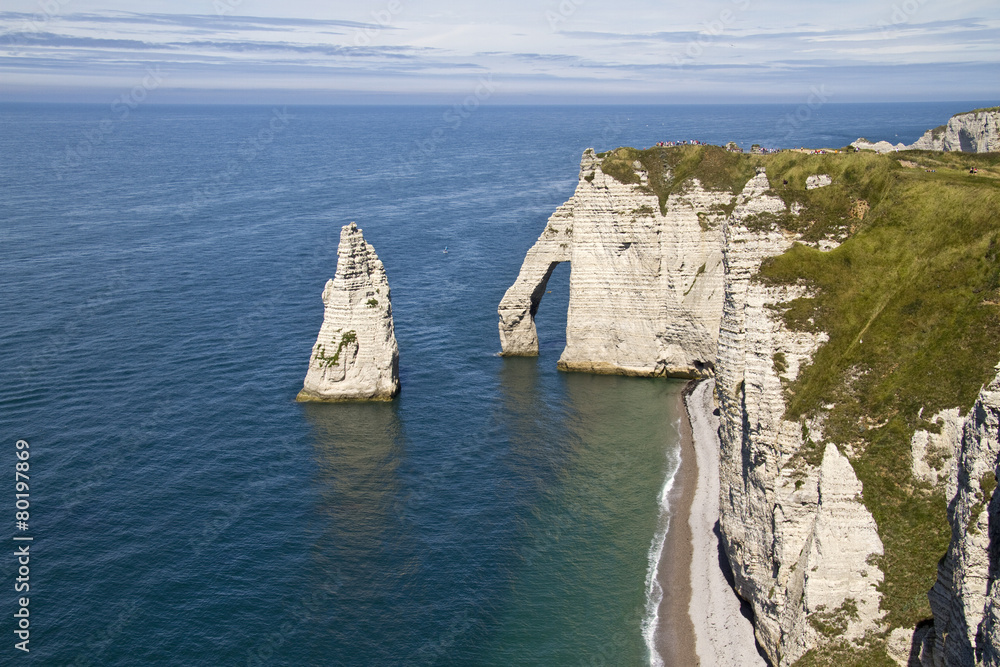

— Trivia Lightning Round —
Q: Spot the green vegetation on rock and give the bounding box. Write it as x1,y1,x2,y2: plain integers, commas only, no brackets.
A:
794,631,896,667
756,148,1000,639
808,598,859,638
960,106,1000,115
314,330,358,368
598,144,757,215
597,144,1000,663
596,145,1000,656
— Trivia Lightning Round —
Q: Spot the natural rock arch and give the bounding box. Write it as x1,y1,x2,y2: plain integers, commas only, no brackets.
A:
497,148,727,378
498,252,569,356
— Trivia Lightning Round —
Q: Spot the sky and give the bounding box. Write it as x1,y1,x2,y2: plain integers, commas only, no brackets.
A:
1,0,998,104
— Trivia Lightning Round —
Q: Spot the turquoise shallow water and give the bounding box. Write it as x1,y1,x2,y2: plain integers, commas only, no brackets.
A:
1,102,993,665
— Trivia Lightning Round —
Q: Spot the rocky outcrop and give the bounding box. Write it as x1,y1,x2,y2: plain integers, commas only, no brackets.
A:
500,153,889,662
911,409,963,489
918,369,1000,665
852,138,907,154
853,108,1000,154
714,172,885,665
297,222,399,402
908,109,1000,153
498,148,728,377
806,174,832,189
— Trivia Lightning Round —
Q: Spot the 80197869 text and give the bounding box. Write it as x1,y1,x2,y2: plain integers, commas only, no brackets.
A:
13,439,32,654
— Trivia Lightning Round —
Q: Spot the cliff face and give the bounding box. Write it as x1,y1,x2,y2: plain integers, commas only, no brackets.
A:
909,109,1000,153
715,172,884,665
499,153,887,663
498,148,728,377
854,108,1000,154
297,222,399,402
918,370,1000,665
502,145,1000,664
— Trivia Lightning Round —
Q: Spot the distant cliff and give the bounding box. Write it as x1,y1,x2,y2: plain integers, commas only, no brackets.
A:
500,144,1000,664
909,108,1000,153
854,107,1000,154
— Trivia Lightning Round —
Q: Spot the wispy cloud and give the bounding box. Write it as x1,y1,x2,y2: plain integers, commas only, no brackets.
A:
0,3,998,103
0,11,392,32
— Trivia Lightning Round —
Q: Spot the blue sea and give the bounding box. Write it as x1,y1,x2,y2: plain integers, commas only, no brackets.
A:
1,101,994,666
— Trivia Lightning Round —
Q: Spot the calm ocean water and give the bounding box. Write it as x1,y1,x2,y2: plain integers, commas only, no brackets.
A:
1,101,993,665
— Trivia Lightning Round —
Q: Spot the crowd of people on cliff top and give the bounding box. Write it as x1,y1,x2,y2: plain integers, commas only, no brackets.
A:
654,140,780,154
655,140,703,147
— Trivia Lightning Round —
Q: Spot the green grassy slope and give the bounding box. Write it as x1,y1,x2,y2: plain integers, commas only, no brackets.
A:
596,144,757,214
764,150,1000,665
760,150,1000,627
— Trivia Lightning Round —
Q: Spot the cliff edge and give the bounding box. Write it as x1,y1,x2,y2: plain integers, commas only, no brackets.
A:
297,222,400,402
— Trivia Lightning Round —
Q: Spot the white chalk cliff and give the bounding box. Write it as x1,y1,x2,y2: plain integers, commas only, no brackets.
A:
500,153,889,663
501,146,1000,663
297,222,399,402
498,148,727,377
909,109,1000,153
853,108,1000,154
714,173,884,665
906,369,1000,666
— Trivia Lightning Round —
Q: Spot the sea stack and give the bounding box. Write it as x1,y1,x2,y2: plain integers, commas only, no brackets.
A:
297,222,400,402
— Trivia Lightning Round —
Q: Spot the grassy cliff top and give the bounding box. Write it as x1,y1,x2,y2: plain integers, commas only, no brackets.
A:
600,145,1000,666
956,106,1000,115
595,144,757,215
759,148,1000,664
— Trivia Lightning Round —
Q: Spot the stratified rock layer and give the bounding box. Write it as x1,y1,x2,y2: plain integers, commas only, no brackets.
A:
909,109,1000,153
714,173,884,665
919,369,1000,665
297,222,399,402
498,148,728,378
853,108,1000,154
502,154,889,663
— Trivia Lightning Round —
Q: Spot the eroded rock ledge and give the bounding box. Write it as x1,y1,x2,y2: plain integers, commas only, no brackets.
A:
715,173,883,665
297,222,399,402
499,151,887,664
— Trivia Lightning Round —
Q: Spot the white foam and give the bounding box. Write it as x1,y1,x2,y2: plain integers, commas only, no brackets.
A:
641,417,682,667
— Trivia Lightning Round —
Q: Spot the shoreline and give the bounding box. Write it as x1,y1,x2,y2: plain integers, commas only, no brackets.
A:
675,379,766,666
647,383,699,666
